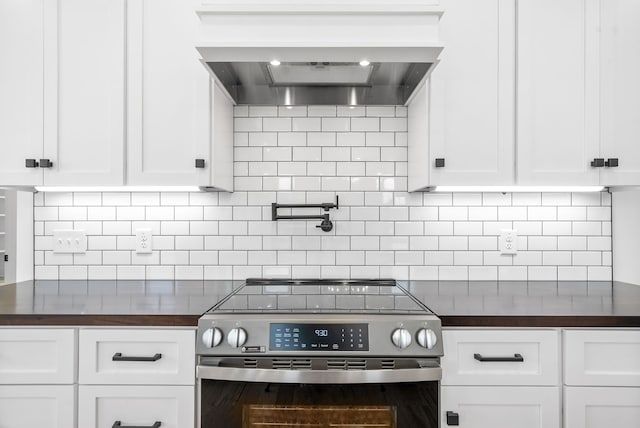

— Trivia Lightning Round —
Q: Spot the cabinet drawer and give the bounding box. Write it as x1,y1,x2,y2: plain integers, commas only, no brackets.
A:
442,329,560,386
564,329,640,386
0,328,75,384
78,385,194,428
79,329,195,385
0,385,75,428
441,386,561,428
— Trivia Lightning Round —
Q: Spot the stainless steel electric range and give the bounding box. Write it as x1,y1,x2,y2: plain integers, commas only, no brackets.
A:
196,279,443,428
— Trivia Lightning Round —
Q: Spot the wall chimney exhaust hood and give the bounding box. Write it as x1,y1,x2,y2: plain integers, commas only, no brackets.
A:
196,1,443,106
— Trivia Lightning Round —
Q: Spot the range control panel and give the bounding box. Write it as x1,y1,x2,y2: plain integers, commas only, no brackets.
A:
269,323,369,351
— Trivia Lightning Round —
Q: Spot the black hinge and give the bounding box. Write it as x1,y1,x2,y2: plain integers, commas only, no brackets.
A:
3,255,7,262
435,158,446,168
446,411,459,426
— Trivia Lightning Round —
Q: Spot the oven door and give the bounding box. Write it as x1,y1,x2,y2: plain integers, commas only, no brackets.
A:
197,358,441,428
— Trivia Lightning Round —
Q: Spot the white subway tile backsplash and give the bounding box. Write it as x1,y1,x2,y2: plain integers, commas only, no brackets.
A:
36,105,612,281
351,117,379,132
263,117,292,132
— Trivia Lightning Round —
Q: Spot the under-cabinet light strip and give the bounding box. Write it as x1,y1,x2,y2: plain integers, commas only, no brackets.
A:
430,186,606,193
34,186,203,193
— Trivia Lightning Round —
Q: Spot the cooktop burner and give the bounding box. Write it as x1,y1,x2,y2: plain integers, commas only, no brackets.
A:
198,279,443,358
205,278,433,315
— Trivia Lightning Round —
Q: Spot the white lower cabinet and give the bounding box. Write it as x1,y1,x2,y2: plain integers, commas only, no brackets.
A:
0,385,75,428
564,386,640,428
78,385,195,428
441,386,561,428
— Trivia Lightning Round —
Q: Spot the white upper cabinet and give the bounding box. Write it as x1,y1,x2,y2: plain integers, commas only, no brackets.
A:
127,0,215,187
0,0,124,187
42,0,126,186
599,0,640,186
516,0,600,185
429,0,515,186
0,0,44,186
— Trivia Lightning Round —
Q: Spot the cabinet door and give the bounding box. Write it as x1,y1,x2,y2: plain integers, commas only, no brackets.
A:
599,0,640,186
441,386,561,428
42,0,125,186
517,0,600,185
0,0,44,186
78,385,195,428
429,0,515,186
0,385,75,428
565,387,640,427
127,0,211,186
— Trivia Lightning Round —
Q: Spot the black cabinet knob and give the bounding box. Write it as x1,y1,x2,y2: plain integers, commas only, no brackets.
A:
25,159,39,168
39,159,53,168
590,158,605,168
195,159,205,168
435,158,446,168
446,411,459,426
605,158,619,168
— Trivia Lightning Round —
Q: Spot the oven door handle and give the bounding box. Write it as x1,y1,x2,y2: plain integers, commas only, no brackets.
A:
197,364,441,384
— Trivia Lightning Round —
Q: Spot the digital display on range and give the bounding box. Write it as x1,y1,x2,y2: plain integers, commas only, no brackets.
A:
269,323,369,351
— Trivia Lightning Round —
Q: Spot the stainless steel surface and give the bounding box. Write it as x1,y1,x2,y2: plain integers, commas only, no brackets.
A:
205,61,432,105
197,360,442,384
197,313,443,358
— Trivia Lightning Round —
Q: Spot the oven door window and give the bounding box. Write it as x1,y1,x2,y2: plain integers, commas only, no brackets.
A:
201,380,438,428
244,405,395,428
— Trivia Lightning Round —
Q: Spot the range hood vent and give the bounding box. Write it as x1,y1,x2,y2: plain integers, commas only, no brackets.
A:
196,2,443,106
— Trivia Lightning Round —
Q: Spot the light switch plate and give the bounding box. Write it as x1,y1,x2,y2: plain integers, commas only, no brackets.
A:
136,228,153,254
500,229,518,255
53,230,87,253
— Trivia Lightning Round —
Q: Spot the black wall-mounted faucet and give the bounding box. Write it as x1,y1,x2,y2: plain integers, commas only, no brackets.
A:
271,196,339,232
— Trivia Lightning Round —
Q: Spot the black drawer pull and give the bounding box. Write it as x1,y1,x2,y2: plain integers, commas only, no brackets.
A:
605,158,619,167
112,352,162,362
195,158,205,168
474,353,524,362
112,422,161,428
446,411,459,426
435,158,445,168
590,158,605,167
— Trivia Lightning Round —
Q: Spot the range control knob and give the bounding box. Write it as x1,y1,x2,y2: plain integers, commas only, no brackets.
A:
417,328,438,349
391,328,412,349
227,327,248,348
202,327,223,348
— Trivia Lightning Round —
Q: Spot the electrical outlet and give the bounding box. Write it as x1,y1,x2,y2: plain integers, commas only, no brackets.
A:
500,229,518,255
53,230,87,253
136,228,153,254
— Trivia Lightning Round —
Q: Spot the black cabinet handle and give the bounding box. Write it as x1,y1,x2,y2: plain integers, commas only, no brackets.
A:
25,159,39,168
39,159,53,168
446,411,459,426
195,159,205,168
112,352,162,362
474,353,524,362
435,158,445,168
605,158,619,168
112,422,161,428
590,158,605,167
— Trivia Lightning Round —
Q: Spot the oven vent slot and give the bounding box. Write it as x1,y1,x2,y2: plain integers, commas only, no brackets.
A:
381,360,396,369
243,359,258,368
271,359,312,370
327,359,367,370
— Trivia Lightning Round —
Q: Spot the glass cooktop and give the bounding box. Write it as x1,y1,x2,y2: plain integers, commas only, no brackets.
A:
205,279,434,315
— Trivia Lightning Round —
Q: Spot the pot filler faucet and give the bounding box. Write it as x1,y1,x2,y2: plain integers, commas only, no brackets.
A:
271,196,339,232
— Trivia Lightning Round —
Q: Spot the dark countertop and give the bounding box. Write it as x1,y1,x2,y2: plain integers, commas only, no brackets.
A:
0,280,639,327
